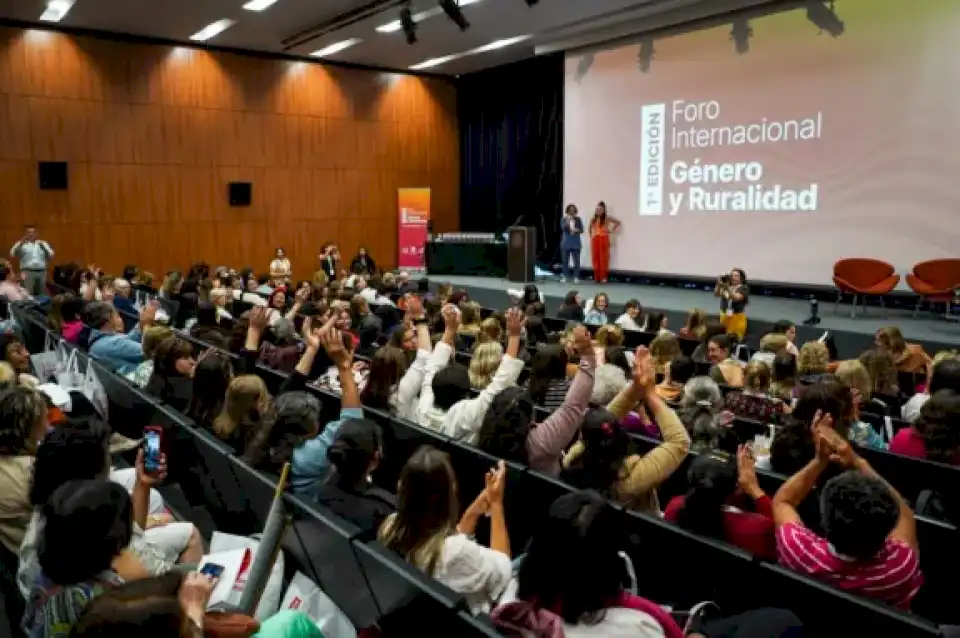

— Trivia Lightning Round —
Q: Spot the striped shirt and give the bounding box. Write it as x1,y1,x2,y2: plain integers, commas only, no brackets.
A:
776,522,922,609
10,240,53,270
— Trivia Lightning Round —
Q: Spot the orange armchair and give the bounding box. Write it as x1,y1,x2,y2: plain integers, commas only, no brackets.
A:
833,258,900,318
905,259,960,317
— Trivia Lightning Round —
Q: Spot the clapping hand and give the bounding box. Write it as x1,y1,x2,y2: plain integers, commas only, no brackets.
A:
505,307,524,338
631,346,656,392
248,306,270,333
572,325,592,356
442,303,460,332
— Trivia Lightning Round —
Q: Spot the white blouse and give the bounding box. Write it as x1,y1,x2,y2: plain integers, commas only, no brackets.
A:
270,258,291,278
434,533,512,615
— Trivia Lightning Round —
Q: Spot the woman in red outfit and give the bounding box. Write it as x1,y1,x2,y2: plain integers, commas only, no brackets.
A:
664,446,776,559
588,201,620,283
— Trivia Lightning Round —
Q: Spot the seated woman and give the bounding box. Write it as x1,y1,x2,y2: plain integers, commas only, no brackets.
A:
477,326,595,476
664,447,776,560
583,293,610,326
645,312,670,335
23,479,131,638
649,332,680,375
876,326,931,375
797,341,830,384
768,354,798,403
678,308,707,340
677,377,736,453
316,419,395,535
890,389,960,464
379,446,511,615
47,294,84,345
493,491,684,637
469,342,503,390
556,291,584,323
706,334,744,388
770,378,855,476
724,361,788,423
615,299,644,331
750,333,788,368
0,385,49,556
835,360,891,450
901,355,960,423
457,301,483,337
562,348,690,513
655,355,694,403
125,326,173,389
18,422,202,598
527,344,571,412
592,324,623,366
209,287,234,323
144,337,196,413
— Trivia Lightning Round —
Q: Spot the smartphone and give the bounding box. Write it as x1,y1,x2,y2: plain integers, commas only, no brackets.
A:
200,562,225,579
143,426,163,474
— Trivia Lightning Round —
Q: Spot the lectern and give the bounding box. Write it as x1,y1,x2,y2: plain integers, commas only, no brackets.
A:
507,226,535,283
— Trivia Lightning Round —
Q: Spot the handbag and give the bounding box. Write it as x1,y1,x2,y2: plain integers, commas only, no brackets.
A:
55,345,84,389
279,572,356,638
30,332,61,384
82,361,109,420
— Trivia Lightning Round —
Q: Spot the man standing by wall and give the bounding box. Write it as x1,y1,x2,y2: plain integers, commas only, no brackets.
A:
9,225,54,297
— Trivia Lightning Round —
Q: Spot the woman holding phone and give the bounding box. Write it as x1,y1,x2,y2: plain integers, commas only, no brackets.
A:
588,201,620,283
715,268,749,340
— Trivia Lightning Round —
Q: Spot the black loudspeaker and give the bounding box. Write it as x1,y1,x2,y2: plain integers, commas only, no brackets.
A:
228,182,252,207
507,226,535,282
38,161,68,190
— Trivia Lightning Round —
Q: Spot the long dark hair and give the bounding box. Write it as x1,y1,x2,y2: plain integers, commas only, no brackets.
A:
561,408,634,497
516,491,625,625
476,386,535,464
243,392,318,472
914,390,960,464
527,344,568,405
361,346,408,412
186,352,233,426
675,452,737,539
327,419,384,490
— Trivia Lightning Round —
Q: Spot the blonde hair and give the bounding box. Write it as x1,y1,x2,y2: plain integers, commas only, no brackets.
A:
684,309,707,339
759,333,788,354
142,326,174,362
593,325,623,348
743,360,771,392
210,287,228,306
382,272,397,288
161,271,183,295
798,342,829,375
876,326,907,358
933,350,960,366
468,342,503,389
477,317,502,345
650,333,681,373
835,360,872,401
460,302,482,329
0,362,15,385
213,375,269,440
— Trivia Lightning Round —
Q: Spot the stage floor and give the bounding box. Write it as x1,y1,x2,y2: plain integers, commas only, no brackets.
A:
443,275,960,359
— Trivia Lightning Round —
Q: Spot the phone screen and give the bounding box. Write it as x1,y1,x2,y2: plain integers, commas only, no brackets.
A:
200,563,225,579
144,430,161,473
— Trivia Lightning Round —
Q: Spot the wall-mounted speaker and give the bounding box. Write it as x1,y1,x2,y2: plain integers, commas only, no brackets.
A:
228,182,252,207
38,161,68,190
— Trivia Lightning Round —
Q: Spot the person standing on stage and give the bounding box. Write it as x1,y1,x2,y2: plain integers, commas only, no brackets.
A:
10,224,54,297
560,204,584,283
588,201,620,283
715,268,749,340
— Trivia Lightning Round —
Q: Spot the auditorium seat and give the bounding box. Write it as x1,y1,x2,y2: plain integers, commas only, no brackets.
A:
832,258,900,318
906,259,960,317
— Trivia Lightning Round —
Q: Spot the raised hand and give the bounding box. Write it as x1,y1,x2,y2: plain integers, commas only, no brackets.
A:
140,300,159,327
572,325,592,355
442,303,460,332
505,307,524,338
320,324,351,368
631,346,656,391
248,306,269,333
405,295,424,320
484,460,507,504
736,445,762,497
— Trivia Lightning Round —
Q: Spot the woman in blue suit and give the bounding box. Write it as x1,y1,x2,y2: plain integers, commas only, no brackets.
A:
560,204,584,283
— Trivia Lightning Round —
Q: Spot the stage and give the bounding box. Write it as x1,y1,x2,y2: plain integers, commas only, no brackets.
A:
441,275,960,360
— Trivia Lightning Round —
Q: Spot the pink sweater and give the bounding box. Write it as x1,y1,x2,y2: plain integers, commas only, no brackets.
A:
526,352,596,476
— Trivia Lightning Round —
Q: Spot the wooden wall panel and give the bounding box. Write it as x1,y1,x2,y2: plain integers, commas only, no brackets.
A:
0,26,459,279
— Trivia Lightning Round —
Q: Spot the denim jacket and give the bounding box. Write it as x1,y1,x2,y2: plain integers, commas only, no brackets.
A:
88,328,144,375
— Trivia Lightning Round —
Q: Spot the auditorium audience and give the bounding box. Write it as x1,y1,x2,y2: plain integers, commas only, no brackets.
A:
457,301,483,337
379,446,511,614
751,332,789,368
724,361,787,423
665,446,776,559
876,326,931,375
901,355,960,423
0,333,34,383
527,343,571,412
649,331,680,374
769,354,798,402
0,386,48,555
591,363,628,406
691,322,727,363
0,264,31,302
797,341,830,383
678,308,707,340
773,417,922,609
87,301,158,375
46,293,84,345
771,319,800,357
707,333,744,387
469,342,503,390
655,355,694,402
677,377,735,453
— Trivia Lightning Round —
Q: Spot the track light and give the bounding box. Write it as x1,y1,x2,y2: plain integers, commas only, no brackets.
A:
637,38,654,73
805,0,844,37
730,19,752,54
400,6,417,44
439,0,469,31
524,0,539,5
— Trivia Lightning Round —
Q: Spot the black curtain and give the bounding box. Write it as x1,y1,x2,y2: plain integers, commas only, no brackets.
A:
458,54,564,263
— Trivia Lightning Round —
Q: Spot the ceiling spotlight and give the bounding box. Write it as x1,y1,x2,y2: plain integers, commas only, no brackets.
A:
805,0,844,37
400,6,417,44
730,19,753,54
638,38,654,73
524,0,540,5
439,0,469,31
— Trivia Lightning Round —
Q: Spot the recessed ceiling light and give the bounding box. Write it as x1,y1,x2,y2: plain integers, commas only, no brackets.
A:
472,35,531,53
243,0,279,11
376,0,482,33
409,55,457,70
310,38,363,57
189,19,237,41
39,0,76,23
408,33,531,70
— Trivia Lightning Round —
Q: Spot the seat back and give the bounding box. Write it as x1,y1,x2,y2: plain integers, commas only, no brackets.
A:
913,259,960,290
188,427,254,534
228,455,281,533
834,258,895,288
281,496,379,628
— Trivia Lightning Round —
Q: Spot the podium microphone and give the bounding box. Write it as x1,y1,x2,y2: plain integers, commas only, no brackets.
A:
802,296,821,325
